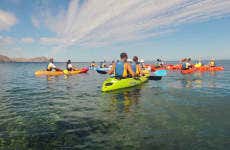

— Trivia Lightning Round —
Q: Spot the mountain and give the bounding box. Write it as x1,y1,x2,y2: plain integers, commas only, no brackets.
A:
0,54,49,62
0,55,12,62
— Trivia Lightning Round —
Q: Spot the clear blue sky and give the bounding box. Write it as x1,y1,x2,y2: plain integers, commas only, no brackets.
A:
0,0,230,61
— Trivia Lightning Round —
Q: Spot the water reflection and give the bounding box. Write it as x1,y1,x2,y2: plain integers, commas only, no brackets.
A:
179,72,217,88
106,88,142,113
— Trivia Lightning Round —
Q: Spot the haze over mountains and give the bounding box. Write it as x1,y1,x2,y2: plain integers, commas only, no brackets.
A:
0,54,48,62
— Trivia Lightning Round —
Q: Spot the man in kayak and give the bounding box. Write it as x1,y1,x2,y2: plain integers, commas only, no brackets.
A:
47,58,62,71
131,56,144,76
108,52,135,78
66,60,78,71
155,59,164,68
100,60,107,68
181,58,192,70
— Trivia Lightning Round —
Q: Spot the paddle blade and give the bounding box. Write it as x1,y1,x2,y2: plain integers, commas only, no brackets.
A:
149,76,162,80
154,70,167,76
63,69,69,75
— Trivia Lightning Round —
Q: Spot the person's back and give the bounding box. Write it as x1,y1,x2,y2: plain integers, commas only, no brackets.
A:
66,60,73,71
115,61,127,77
47,58,56,71
108,52,135,78
132,56,142,76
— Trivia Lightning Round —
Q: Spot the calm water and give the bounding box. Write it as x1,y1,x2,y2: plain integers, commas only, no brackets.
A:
0,61,230,150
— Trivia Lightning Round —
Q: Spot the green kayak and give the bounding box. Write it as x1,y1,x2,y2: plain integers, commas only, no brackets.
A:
102,74,149,92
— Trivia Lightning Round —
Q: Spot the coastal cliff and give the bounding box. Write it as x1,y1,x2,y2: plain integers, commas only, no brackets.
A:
0,54,49,62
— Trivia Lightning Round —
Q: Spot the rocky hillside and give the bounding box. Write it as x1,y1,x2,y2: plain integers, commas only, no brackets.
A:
0,54,49,62
0,55,12,62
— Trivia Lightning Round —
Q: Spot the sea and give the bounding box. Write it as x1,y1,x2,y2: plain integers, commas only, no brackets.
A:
0,60,229,149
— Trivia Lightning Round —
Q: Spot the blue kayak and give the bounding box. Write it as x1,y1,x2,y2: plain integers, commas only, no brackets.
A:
96,68,110,74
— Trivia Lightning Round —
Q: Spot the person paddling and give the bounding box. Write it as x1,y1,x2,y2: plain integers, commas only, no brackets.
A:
47,58,62,71
209,58,216,67
66,60,78,71
131,56,143,76
108,52,135,78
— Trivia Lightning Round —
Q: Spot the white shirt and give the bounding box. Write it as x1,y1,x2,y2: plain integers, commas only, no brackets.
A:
48,63,56,69
67,63,73,69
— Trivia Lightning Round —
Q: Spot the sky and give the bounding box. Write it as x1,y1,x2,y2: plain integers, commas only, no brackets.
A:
0,0,230,61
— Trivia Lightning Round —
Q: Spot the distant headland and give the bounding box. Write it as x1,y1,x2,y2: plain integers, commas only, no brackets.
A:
0,54,49,62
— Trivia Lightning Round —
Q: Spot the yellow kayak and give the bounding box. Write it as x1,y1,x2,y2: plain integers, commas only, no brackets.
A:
35,67,89,76
102,73,150,92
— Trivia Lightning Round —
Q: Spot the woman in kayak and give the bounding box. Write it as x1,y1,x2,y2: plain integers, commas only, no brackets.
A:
131,56,143,76
209,59,216,67
66,60,78,71
47,58,62,71
108,52,135,78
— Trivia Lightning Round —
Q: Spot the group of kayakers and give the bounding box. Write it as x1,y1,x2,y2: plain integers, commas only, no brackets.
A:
47,54,218,75
47,58,78,72
181,58,216,70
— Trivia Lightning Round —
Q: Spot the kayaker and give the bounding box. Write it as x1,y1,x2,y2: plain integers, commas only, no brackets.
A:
100,60,107,68
47,58,62,71
181,58,189,70
109,61,115,69
209,59,216,67
155,59,163,68
90,61,97,68
66,60,78,71
108,52,135,78
131,56,143,76
195,58,203,68
140,59,145,69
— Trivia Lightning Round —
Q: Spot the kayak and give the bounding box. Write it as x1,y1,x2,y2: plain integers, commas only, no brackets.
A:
181,68,196,74
166,64,181,70
102,73,150,92
35,67,89,76
63,67,89,75
96,68,110,74
34,70,63,76
196,66,224,72
209,66,224,71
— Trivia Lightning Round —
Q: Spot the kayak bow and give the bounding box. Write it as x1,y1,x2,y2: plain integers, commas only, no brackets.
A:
102,73,150,92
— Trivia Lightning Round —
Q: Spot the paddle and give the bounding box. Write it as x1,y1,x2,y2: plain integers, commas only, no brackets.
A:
148,70,167,81
148,76,162,80
153,70,167,76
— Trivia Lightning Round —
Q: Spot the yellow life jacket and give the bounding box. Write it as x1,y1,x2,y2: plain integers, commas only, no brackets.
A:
210,61,215,67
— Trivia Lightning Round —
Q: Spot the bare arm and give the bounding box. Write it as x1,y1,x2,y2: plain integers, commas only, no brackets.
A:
108,64,115,75
127,63,135,77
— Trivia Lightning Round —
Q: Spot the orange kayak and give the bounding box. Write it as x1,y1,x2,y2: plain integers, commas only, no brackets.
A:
196,66,224,72
181,68,196,74
35,67,89,76
166,64,181,70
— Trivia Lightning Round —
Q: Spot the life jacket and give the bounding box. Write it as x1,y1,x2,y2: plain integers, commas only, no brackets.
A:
182,63,187,69
131,62,140,75
210,61,215,67
114,62,128,77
